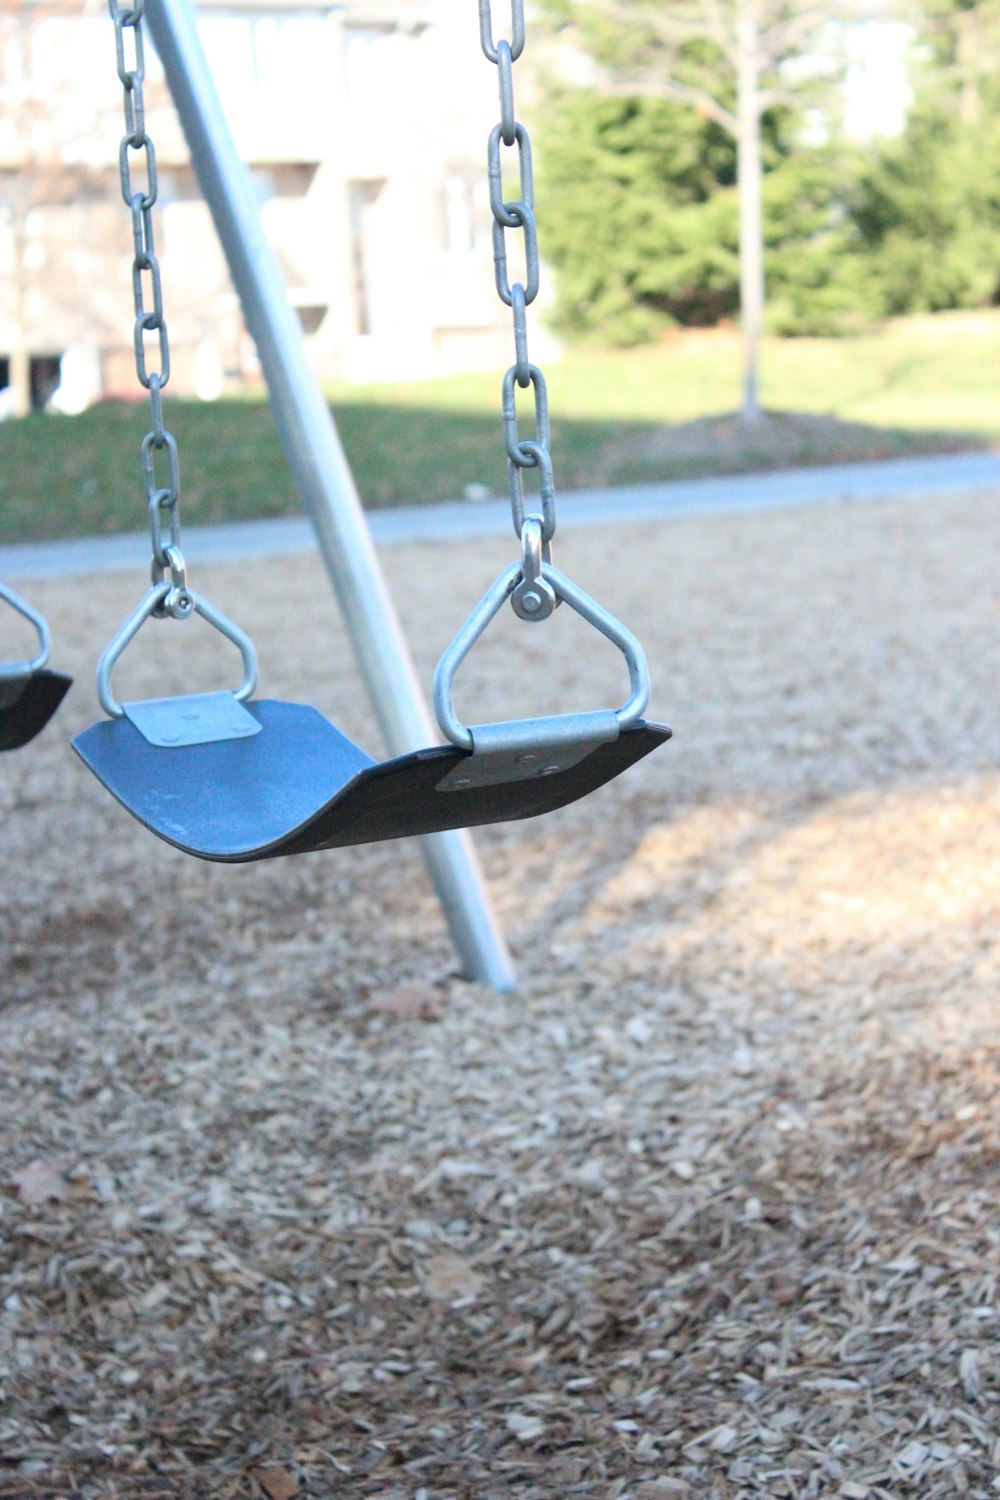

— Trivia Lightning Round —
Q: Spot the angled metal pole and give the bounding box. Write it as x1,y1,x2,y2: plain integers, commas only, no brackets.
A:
146,0,515,991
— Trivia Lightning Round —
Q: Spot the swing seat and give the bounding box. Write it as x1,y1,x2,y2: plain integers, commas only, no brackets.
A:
72,699,669,861
0,670,73,752
76,561,668,860
0,580,71,751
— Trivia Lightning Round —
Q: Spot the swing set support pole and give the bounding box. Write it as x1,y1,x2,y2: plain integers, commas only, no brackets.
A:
146,0,516,993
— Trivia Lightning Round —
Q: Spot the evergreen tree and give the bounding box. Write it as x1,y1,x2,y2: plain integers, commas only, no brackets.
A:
539,93,740,345
539,94,875,345
852,0,1000,316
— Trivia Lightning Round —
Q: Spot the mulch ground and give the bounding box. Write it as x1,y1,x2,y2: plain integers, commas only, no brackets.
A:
1,489,999,1499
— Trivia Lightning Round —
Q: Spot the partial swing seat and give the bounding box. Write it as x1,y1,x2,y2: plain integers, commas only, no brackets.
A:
0,582,72,752
73,556,669,861
0,674,72,753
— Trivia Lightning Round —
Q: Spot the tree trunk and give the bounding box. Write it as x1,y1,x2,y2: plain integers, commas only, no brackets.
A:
8,347,32,417
736,0,764,422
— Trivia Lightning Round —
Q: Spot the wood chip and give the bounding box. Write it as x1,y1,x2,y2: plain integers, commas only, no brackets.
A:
8,1160,68,1204
252,1466,298,1500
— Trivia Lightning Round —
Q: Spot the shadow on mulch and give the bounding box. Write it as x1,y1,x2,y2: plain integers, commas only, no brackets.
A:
594,408,985,486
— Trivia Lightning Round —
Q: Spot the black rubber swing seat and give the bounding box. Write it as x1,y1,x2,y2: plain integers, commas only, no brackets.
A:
0,670,73,752
73,699,670,862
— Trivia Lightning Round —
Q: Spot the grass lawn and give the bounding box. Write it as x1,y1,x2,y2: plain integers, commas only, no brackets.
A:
0,310,997,545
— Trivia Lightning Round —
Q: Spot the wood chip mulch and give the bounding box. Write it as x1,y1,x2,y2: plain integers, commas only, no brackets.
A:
2,490,999,1498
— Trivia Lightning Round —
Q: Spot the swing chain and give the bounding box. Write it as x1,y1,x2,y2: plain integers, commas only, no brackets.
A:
479,0,558,562
109,0,190,622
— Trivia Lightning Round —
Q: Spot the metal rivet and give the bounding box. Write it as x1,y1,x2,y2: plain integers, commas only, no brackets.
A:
542,764,561,776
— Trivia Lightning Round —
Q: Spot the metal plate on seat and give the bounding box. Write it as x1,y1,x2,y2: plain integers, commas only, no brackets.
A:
124,690,262,748
0,671,73,752
72,699,670,862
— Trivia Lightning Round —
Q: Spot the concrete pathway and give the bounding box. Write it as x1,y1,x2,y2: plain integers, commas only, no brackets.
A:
2,449,998,580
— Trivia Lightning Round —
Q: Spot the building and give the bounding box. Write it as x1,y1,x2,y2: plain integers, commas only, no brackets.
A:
0,0,536,413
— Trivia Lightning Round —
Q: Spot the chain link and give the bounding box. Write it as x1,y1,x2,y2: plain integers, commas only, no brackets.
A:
479,0,558,566
109,0,190,618
479,0,524,64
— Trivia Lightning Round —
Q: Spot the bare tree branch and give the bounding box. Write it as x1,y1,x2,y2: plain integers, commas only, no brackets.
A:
702,0,740,64
593,68,739,134
758,3,836,57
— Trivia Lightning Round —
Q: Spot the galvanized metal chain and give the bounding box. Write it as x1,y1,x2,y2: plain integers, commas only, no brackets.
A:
479,0,558,622
109,0,193,622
